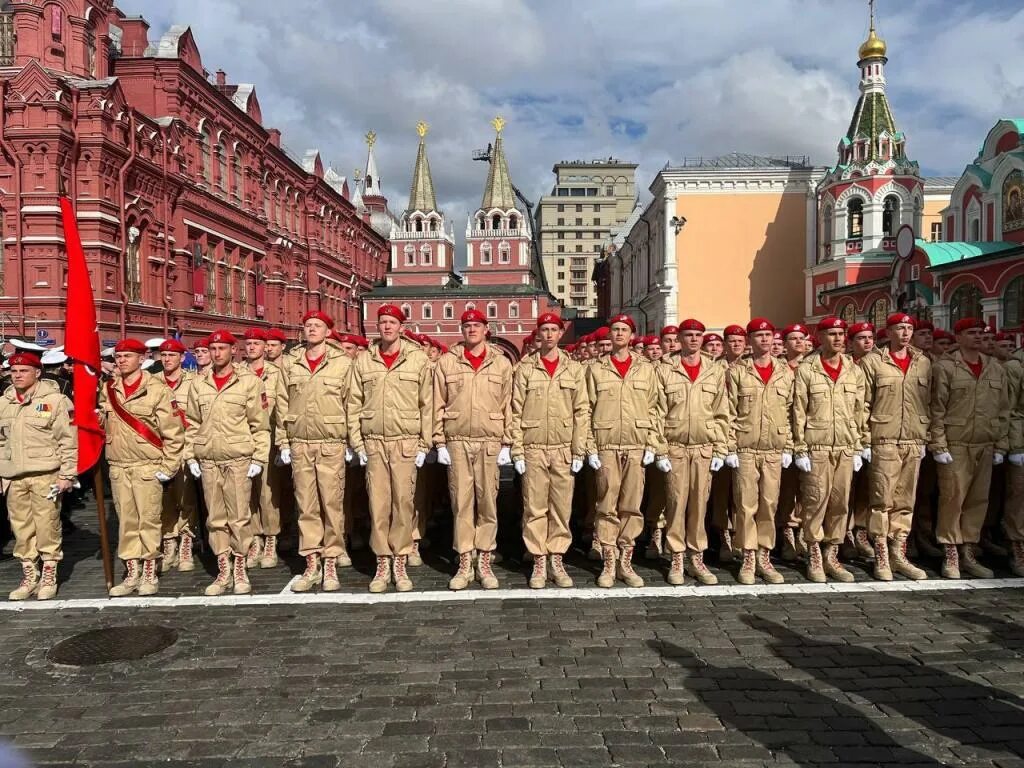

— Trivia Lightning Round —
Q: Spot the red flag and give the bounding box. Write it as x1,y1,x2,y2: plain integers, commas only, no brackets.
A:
59,195,104,473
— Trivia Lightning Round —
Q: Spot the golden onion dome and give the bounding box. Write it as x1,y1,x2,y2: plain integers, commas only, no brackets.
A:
858,26,887,60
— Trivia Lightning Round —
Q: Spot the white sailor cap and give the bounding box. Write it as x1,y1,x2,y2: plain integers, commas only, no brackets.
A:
41,349,68,365
141,358,156,370
100,347,115,359
144,337,166,350
9,338,47,352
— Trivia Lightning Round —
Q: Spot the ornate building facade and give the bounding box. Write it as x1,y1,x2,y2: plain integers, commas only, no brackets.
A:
0,0,388,347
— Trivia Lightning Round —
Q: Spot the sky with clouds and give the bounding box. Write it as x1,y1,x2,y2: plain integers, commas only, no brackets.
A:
119,0,1024,228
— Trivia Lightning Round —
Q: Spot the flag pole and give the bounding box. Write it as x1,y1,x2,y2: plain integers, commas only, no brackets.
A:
92,465,114,591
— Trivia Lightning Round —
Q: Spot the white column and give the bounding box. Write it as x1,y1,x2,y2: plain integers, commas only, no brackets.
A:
981,297,1002,328
662,191,678,325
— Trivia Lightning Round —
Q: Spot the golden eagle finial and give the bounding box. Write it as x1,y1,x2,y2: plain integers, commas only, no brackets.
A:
416,121,429,138
364,130,377,148
491,116,506,135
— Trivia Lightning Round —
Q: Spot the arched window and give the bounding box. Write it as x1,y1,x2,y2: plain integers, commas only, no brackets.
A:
949,282,983,325
477,215,485,230
839,302,857,324
429,217,438,232
404,245,415,266
480,243,492,265
1004,276,1023,329
868,296,890,329
847,198,864,239
970,218,981,241
492,214,502,230
415,216,423,233
443,303,454,320
421,303,432,320
498,244,511,264
199,126,211,183
820,205,833,262
486,302,498,319
466,302,476,311
421,245,432,266
882,195,900,236
400,303,412,321
509,215,518,230
232,150,243,201
217,141,227,191
508,302,519,319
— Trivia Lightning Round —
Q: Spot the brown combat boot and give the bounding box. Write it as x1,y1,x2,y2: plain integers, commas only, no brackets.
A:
824,544,855,582
138,559,160,596
291,554,322,593
322,556,341,592
872,536,893,581
109,559,141,597
245,536,263,568
259,535,278,569
448,552,473,591
960,544,994,579
477,551,499,589
890,534,927,580
685,551,718,586
408,541,423,567
718,529,735,564
178,533,195,572
232,555,251,595
596,546,617,588
805,542,826,583
36,561,58,601
393,555,413,592
204,553,232,596
780,527,799,562
941,544,960,579
369,556,391,593
617,545,644,587
756,548,785,584
9,560,40,601
548,554,573,588
1012,541,1024,578
667,552,685,586
853,528,874,560
528,555,546,589
737,550,756,585
645,528,663,560
795,528,809,557
160,537,178,573
336,548,352,568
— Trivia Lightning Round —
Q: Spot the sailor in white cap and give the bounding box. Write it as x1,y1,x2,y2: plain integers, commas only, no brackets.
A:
41,349,68,367
9,339,47,353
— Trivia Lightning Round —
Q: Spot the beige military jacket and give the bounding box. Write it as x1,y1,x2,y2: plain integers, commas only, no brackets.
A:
586,351,664,454
432,344,512,446
347,339,432,455
860,346,931,446
275,346,352,448
510,350,590,460
240,360,282,447
726,356,794,453
100,371,185,476
792,353,868,455
655,351,729,455
0,379,77,480
929,351,1009,454
185,364,270,465
1008,358,1024,455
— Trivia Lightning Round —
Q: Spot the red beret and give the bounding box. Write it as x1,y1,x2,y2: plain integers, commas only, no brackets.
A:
207,330,238,345
243,328,268,341
996,331,1014,342
723,324,746,338
983,324,995,334
159,339,187,354
114,339,147,354
746,318,775,334
8,352,42,369
352,335,370,349
848,322,875,338
954,317,985,334
301,310,334,329
660,325,679,337
773,330,784,341
886,313,915,329
266,328,288,343
332,332,354,345
644,335,659,346
461,309,487,325
817,316,846,332
679,319,706,333
193,336,210,350
378,304,406,323
609,314,636,332
783,323,808,339
702,333,723,345
593,326,610,341
630,338,644,346
876,328,889,342
537,312,563,329
914,321,934,332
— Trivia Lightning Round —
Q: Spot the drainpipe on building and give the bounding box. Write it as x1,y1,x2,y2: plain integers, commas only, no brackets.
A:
0,81,26,335
158,125,171,335
116,110,137,337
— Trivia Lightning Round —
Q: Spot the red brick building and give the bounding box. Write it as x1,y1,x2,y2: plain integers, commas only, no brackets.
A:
0,0,388,347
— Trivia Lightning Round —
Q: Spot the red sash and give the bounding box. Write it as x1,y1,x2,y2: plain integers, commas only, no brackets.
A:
106,380,164,450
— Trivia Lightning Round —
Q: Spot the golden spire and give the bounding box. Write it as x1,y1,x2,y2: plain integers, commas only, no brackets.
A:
491,116,506,135
416,121,429,138
858,0,887,61
364,130,377,148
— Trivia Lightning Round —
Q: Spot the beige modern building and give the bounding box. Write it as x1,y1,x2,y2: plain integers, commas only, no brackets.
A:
536,159,637,317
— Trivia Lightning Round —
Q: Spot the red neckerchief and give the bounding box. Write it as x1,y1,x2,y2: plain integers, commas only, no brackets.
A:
821,357,842,382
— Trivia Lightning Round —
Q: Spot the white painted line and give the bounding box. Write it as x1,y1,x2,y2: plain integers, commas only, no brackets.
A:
0,577,1021,612
279,576,299,595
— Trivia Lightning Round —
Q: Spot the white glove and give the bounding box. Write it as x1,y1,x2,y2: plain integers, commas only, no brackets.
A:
358,452,368,467
993,452,1005,466
188,460,202,478
656,458,672,473
724,453,739,469
570,458,583,474
853,455,863,473
154,471,172,482
497,446,512,466
247,463,262,479
710,457,724,473
781,452,793,469
919,446,927,460
795,455,812,473
587,454,602,471
345,447,353,463
642,449,655,466
1009,453,1024,467
436,446,452,466
514,459,526,475
277,448,292,466
861,447,872,463
46,484,60,502
933,451,953,465
414,451,427,469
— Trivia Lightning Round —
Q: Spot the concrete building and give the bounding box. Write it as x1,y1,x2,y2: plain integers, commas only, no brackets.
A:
0,0,388,346
536,159,636,317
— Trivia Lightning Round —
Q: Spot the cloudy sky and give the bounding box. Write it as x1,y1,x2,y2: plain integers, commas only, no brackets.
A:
120,0,1024,226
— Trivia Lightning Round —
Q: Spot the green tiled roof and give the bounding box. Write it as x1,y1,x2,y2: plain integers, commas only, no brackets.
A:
916,239,1021,267
846,92,898,162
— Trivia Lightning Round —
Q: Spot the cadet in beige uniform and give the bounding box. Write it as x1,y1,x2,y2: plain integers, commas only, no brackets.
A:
276,311,354,593
778,323,809,561
511,313,589,589
433,309,513,590
793,317,868,583
930,317,1009,579
1007,347,1024,576
860,313,931,581
710,324,747,562
656,318,728,586
185,330,270,596
157,339,198,573
348,305,431,593
102,339,185,597
0,353,77,601
845,322,877,562
726,319,792,585
587,314,664,588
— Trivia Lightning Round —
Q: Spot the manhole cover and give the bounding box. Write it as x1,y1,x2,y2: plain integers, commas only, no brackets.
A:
47,626,178,666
